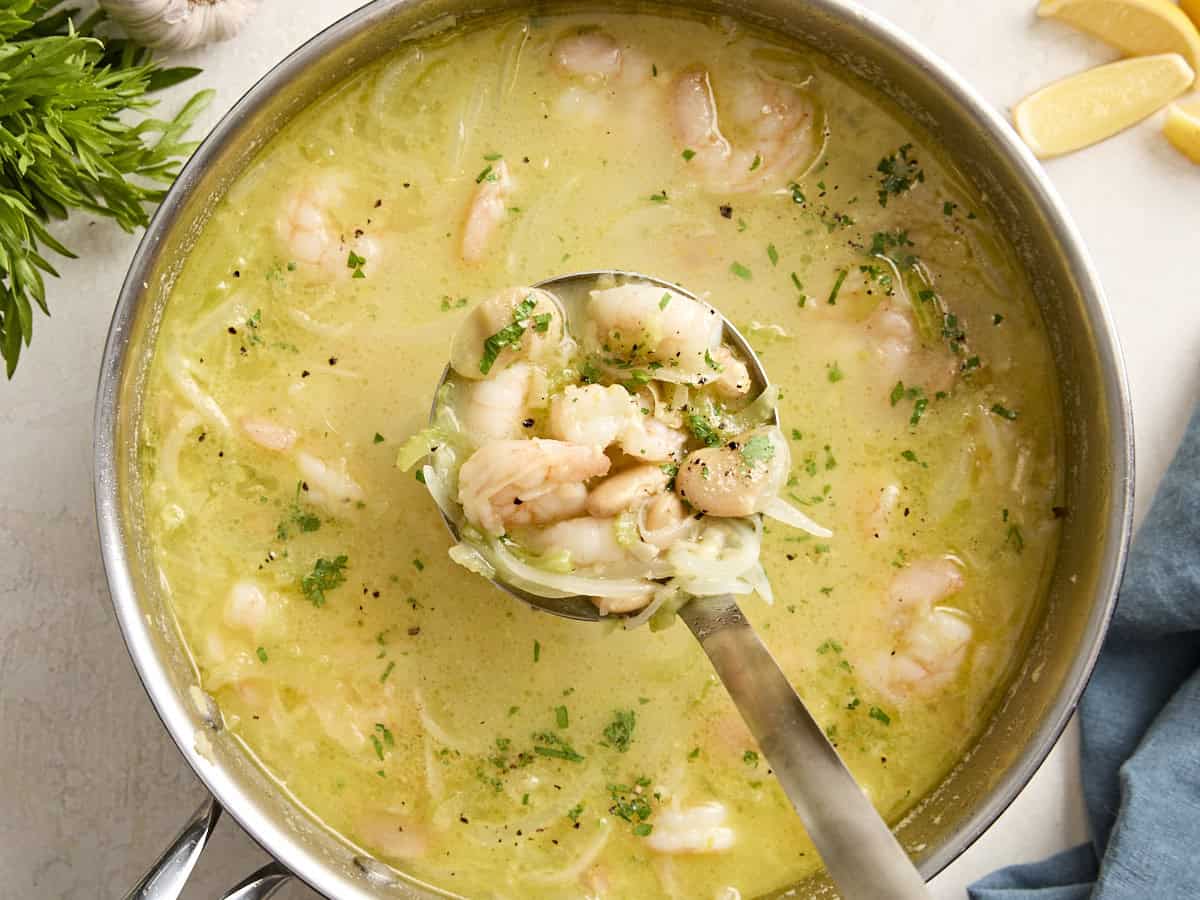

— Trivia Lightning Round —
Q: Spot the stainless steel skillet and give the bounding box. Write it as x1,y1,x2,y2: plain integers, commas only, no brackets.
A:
96,1,1134,897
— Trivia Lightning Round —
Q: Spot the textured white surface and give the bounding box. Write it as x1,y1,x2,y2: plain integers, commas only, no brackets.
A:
1,1,1196,898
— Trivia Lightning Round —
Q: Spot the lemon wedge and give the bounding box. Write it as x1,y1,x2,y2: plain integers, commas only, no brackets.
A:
1164,97,1200,161
1038,0,1200,77
1014,53,1194,157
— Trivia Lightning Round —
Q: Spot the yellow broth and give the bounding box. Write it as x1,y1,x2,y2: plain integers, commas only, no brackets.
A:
140,10,1062,898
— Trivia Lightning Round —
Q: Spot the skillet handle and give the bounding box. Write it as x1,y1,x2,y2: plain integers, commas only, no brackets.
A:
220,861,292,899
123,797,222,900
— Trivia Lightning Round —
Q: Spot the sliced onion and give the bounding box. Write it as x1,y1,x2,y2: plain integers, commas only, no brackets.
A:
624,584,678,629
421,464,461,526
489,540,653,600
761,495,833,538
448,542,494,578
744,562,775,606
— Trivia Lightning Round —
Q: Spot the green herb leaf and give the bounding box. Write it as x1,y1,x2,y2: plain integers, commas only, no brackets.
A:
555,705,569,729
602,709,636,752
827,268,848,305
730,261,752,280
876,143,925,207
743,750,760,766
256,646,268,663
686,412,723,448
740,434,775,466
868,706,891,726
991,404,1018,421
533,639,541,662
301,555,348,607
827,362,844,383
767,243,779,266
681,148,695,161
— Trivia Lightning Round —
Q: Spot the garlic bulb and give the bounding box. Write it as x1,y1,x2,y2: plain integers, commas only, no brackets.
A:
101,0,258,52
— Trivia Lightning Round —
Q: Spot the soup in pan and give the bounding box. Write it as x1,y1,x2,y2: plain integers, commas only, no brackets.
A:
140,9,1063,898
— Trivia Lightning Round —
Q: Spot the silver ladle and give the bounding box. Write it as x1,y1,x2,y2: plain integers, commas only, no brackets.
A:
429,271,931,900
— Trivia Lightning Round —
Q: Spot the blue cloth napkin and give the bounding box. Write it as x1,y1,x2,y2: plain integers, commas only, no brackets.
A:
970,403,1200,900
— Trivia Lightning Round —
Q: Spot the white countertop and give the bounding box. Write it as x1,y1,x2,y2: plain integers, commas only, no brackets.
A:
1,1,1195,897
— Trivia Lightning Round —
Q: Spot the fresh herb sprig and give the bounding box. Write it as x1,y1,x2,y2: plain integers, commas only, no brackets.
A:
0,2,211,377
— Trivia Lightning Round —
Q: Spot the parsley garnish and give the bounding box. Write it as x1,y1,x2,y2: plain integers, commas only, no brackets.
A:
991,404,1018,420
730,261,752,280
740,434,775,466
868,706,891,726
876,143,925,207
686,412,723,448
602,709,636,752
659,292,672,310
743,750,760,767
681,148,696,161
479,295,537,375
827,268,848,305
256,646,268,663
301,555,348,607
767,243,779,266
555,705,569,729
704,348,722,371
827,362,844,383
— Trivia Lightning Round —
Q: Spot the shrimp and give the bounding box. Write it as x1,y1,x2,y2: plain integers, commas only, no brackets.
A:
457,439,610,534
522,515,627,566
450,286,568,379
223,581,269,635
550,29,659,126
277,176,381,277
550,383,688,461
675,426,789,517
671,66,821,193
239,416,297,452
460,363,537,442
647,802,736,854
639,492,696,549
356,813,429,861
864,300,958,396
296,452,365,508
584,283,722,381
461,159,514,264
552,29,622,79
709,347,751,399
586,464,670,517
861,557,975,702
620,416,688,462
549,384,639,448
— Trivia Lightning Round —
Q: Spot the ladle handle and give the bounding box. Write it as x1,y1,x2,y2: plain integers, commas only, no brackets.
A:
679,594,931,900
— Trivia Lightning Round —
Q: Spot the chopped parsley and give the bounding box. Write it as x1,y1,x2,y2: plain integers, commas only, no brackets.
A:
749,153,762,171
730,261,752,280
567,803,585,822
300,555,348,607
380,661,395,682
943,200,957,216
704,348,723,371
373,432,385,444
602,709,637,752
868,706,892,726
608,780,654,832
649,189,669,203
659,292,672,310
474,164,495,183
869,229,918,270
533,731,584,762
876,143,925,207
256,646,268,663
991,404,1018,421
900,449,927,468
789,182,806,205
479,295,538,375
743,750,760,767
681,148,696,161
767,243,779,266
827,362,844,383
827,268,848,305
910,395,929,427
740,434,775,466
555,705,569,729
686,412,723,448
816,638,843,654
533,639,541,663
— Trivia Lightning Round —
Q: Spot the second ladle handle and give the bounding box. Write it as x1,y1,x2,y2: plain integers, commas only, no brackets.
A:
678,594,931,900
